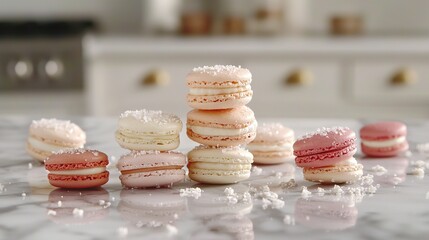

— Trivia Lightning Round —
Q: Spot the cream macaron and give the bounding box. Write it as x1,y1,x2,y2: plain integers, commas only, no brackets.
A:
187,106,257,147
188,146,253,184
26,118,86,163
186,65,253,110
115,109,182,151
247,123,295,164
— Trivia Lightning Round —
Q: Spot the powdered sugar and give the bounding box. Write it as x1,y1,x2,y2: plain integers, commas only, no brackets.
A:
192,65,247,76
370,165,388,175
298,126,350,141
179,187,203,199
120,109,181,125
301,186,312,198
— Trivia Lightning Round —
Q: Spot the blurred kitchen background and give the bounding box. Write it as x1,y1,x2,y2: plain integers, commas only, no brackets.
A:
1,0,429,118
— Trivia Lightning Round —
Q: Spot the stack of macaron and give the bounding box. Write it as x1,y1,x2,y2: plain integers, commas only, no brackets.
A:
360,121,409,157
293,127,363,184
186,65,257,184
115,109,187,188
247,123,295,164
26,118,86,163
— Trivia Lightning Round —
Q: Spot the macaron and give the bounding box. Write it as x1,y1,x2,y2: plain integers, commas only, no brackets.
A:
27,118,86,163
45,149,109,189
187,106,257,147
360,121,409,157
247,123,294,164
186,65,253,110
117,151,186,188
187,146,253,184
294,127,363,184
115,109,182,151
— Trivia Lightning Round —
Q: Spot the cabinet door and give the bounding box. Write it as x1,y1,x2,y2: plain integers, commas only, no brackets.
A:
87,57,225,116
244,59,342,117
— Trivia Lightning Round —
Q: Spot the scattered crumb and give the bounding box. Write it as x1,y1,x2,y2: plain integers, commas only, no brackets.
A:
57,201,62,207
360,174,374,186
411,160,426,168
275,172,283,178
111,197,116,202
72,208,84,218
332,185,344,195
279,179,297,189
316,187,325,196
392,175,402,185
117,227,128,238
28,163,33,169
242,192,252,203
21,192,26,197
251,166,263,175
0,183,5,193
173,213,179,219
301,186,312,198
179,187,202,199
165,224,178,235
47,210,57,216
410,168,425,177
98,200,106,206
283,215,295,225
370,165,388,174
255,185,284,210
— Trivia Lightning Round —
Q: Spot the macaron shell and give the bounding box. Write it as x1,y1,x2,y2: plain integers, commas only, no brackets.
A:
48,171,109,189
294,128,356,156
360,121,407,141
187,129,256,147
45,150,109,171
303,164,363,184
120,169,185,188
252,151,294,164
295,146,357,168
115,132,180,151
361,141,409,157
187,92,252,110
187,106,255,127
118,151,186,171
252,123,294,144
186,65,252,86
188,169,251,184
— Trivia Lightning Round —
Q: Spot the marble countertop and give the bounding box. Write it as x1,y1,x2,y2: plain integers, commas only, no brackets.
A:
1,117,429,240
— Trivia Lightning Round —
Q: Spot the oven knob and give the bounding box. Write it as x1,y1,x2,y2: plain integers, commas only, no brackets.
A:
44,59,64,79
9,59,33,80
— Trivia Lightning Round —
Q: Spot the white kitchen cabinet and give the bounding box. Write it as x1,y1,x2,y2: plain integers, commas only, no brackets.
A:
85,37,429,118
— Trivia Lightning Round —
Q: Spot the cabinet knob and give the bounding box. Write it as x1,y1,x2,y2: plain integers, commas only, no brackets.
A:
286,69,313,86
390,68,417,86
142,69,170,86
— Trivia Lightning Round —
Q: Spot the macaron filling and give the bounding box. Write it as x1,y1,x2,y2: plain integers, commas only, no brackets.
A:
361,136,406,148
188,121,257,137
49,167,107,176
28,137,76,152
120,166,183,175
189,85,251,95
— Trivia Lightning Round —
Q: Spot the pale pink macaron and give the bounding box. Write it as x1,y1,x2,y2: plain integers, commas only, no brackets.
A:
186,65,253,110
117,151,186,188
247,123,295,164
187,106,257,147
294,127,362,183
360,121,409,157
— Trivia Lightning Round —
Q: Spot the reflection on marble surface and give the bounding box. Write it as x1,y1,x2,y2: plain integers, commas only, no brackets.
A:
1,117,429,239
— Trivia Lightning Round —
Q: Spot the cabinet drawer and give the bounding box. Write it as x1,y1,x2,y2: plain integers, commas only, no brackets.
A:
245,60,342,115
352,60,429,103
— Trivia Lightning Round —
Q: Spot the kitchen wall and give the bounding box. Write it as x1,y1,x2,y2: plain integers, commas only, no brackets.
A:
0,0,142,34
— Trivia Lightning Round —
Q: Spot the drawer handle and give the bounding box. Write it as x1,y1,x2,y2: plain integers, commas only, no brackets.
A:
390,68,417,86
286,69,313,86
142,69,170,86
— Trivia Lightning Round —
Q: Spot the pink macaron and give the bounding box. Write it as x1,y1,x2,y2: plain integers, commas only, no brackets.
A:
186,65,253,110
187,106,257,147
117,151,186,188
360,121,409,157
45,149,109,189
294,127,362,184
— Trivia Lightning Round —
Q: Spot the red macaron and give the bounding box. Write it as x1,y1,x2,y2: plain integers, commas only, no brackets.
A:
45,149,109,189
360,121,409,157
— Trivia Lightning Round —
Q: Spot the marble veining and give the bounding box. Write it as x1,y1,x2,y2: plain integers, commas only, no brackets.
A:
1,117,429,240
